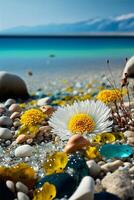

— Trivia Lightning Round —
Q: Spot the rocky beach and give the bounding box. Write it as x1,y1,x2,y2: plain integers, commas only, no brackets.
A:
0,61,134,200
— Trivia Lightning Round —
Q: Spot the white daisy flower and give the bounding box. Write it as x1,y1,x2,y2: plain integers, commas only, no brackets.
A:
49,100,113,140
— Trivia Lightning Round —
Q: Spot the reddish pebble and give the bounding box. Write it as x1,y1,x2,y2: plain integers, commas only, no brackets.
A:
16,134,27,144
9,104,21,113
10,112,20,120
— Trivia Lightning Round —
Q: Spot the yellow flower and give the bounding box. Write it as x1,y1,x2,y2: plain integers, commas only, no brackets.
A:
96,89,122,104
20,109,45,127
85,146,100,159
44,152,68,175
33,182,56,200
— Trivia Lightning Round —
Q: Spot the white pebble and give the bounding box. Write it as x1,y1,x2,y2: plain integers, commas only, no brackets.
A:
37,97,51,106
16,182,29,194
69,176,94,200
17,192,30,200
0,127,12,139
15,144,34,157
6,180,15,193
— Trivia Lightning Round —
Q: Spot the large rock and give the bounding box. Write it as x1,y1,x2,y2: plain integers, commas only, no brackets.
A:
0,71,29,101
101,170,134,200
123,56,134,78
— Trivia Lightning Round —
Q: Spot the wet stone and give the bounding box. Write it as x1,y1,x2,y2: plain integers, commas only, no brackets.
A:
100,144,133,159
66,153,90,183
36,173,78,199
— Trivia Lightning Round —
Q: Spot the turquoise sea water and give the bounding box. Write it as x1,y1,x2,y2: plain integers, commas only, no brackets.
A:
0,36,134,79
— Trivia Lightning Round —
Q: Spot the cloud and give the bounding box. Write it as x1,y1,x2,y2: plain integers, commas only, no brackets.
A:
115,13,134,21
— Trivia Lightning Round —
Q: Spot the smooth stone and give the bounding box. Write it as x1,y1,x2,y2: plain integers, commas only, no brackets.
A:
16,182,29,194
101,160,124,172
17,192,30,200
9,104,21,113
66,153,90,183
101,170,134,200
16,134,28,144
10,112,20,120
0,116,12,127
69,176,94,200
94,192,121,200
36,173,78,199
37,97,51,106
123,55,134,78
0,179,15,200
6,180,15,193
15,144,34,157
127,137,134,146
129,166,134,174
86,160,101,177
64,134,90,153
100,144,133,159
40,105,54,116
0,127,12,139
0,71,29,101
124,130,134,138
4,99,16,108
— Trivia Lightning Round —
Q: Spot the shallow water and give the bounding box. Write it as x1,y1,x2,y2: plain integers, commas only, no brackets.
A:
0,36,133,91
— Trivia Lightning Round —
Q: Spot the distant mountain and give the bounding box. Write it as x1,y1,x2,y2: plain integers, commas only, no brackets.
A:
0,13,134,35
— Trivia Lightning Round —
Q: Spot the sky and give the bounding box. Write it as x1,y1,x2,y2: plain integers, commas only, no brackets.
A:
0,0,134,30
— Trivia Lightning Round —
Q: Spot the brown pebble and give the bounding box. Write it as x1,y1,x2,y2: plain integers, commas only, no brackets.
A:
40,105,55,116
64,134,91,153
9,104,21,113
16,134,27,144
10,112,20,120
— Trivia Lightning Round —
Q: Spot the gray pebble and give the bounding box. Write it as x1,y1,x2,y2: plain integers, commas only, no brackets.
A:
16,182,29,194
4,99,16,108
0,127,12,139
0,116,12,127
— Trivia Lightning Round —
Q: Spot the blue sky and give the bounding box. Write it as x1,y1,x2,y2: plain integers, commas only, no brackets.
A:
0,0,133,30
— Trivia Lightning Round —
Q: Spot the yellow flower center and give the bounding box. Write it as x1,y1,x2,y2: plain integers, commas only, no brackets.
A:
68,113,95,134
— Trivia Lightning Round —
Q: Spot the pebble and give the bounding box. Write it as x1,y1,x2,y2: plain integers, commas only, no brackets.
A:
0,127,12,139
10,112,20,120
86,160,101,177
101,160,124,172
101,170,134,200
9,104,21,113
0,116,12,127
17,192,30,200
13,120,21,127
37,97,51,106
123,162,132,168
16,182,29,194
6,180,15,193
64,134,90,153
127,137,134,146
16,134,27,144
4,99,16,108
40,105,54,116
124,130,134,137
15,144,34,157
129,166,134,174
69,176,94,200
